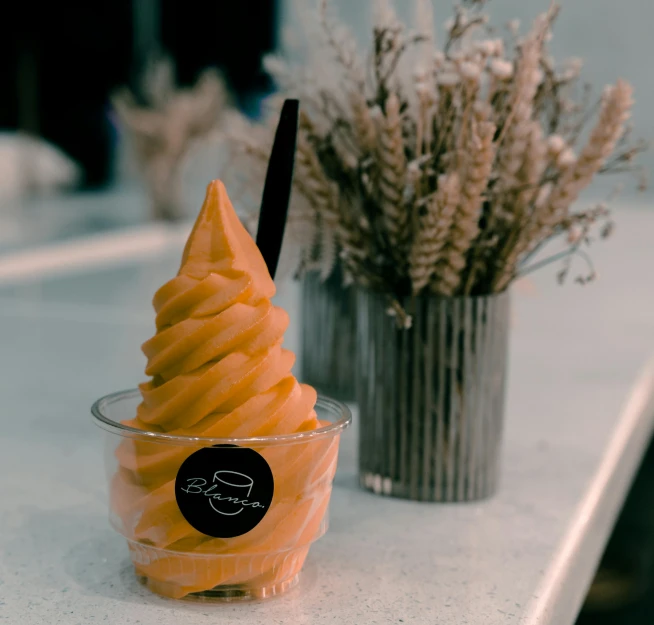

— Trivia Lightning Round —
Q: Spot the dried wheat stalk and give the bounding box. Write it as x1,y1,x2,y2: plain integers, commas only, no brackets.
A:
409,173,460,293
541,80,634,234
379,92,408,250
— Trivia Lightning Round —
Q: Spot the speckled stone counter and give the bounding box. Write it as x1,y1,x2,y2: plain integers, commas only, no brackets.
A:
1,208,654,624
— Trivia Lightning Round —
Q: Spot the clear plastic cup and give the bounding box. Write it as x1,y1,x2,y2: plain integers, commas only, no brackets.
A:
91,389,351,601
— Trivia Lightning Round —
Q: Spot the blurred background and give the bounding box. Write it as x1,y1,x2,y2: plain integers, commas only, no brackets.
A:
0,0,278,249
1,0,652,254
0,2,653,622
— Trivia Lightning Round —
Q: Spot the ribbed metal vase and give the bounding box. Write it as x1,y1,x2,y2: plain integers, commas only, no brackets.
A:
357,290,510,502
300,269,357,401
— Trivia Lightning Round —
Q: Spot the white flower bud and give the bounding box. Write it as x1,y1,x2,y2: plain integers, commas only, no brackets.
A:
407,160,421,184
489,59,513,80
473,101,492,119
473,40,495,56
547,135,566,156
369,104,383,121
438,72,460,88
567,226,582,244
459,61,481,82
507,19,520,35
556,148,576,168
402,183,415,204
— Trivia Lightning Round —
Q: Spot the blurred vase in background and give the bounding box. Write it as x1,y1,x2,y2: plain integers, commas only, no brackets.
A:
300,267,357,402
357,291,510,502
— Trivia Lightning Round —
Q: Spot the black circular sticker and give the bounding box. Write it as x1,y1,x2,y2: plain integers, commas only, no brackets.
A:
175,445,274,538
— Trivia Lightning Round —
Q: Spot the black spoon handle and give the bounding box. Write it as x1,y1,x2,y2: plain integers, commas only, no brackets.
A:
255,98,299,280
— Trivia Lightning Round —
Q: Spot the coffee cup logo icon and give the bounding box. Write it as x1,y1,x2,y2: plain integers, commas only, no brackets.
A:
175,445,274,538
209,471,254,516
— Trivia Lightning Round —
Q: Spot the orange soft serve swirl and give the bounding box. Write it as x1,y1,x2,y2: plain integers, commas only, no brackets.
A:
111,181,339,598
136,180,318,435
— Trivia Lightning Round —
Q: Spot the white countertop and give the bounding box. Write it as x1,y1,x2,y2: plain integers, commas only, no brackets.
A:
1,207,654,624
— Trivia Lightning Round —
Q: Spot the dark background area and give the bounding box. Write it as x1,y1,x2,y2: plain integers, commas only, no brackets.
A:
0,1,278,188
575,436,654,625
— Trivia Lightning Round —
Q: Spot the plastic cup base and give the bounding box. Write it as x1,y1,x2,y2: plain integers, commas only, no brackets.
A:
136,571,301,603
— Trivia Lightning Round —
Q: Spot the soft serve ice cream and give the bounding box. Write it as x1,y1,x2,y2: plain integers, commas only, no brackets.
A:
109,181,343,599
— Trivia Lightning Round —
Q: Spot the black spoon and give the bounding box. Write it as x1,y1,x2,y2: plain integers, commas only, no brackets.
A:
255,98,300,280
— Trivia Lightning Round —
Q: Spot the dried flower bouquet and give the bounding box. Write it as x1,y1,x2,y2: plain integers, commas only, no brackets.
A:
228,0,645,324
225,0,647,501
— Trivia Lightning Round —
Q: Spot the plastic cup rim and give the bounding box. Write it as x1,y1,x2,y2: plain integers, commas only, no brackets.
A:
91,388,352,447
